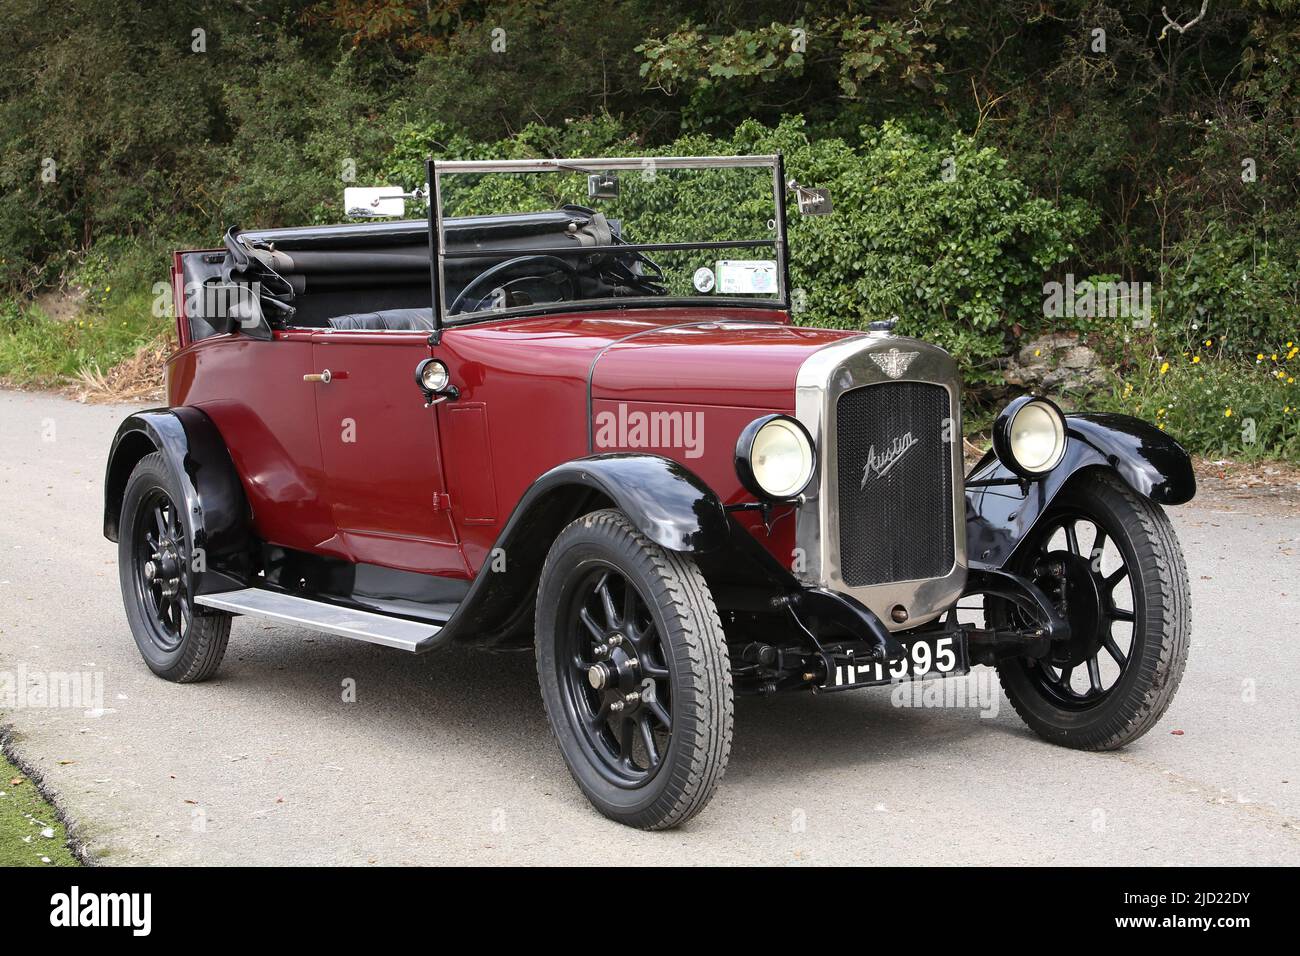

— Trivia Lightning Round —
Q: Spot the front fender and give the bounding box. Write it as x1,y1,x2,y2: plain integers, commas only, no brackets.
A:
431,454,729,648
103,407,253,594
966,413,1195,571
533,454,731,553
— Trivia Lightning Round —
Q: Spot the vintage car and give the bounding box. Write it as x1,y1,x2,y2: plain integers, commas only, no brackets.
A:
104,155,1193,829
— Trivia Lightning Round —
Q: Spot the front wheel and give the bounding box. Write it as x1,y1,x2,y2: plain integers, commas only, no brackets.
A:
535,509,733,830
993,470,1191,750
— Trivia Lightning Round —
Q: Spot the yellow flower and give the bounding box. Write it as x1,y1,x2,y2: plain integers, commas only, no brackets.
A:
1034,349,1041,357
1272,353,1279,361
1159,361,1170,375
1158,423,1166,430
1204,338,1213,346
1156,407,1166,416
1192,355,1201,364
1224,408,1233,417
1290,377,1296,384
1257,353,1265,361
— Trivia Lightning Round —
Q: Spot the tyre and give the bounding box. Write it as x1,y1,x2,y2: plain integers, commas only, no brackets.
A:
993,470,1191,750
118,452,231,682
535,509,733,830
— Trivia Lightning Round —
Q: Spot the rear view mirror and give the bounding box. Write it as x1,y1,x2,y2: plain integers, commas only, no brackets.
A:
587,172,619,200
344,187,408,219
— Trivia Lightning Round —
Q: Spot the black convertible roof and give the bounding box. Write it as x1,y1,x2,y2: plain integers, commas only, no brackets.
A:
240,210,581,250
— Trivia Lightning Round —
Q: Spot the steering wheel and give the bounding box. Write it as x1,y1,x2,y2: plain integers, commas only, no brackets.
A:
449,255,580,315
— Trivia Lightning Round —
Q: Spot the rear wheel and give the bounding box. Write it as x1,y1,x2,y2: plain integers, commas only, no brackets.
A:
993,470,1190,749
118,452,231,682
535,510,733,830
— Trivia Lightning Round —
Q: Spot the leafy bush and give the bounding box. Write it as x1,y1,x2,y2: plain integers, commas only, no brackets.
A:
1102,345,1300,460
1157,214,1300,361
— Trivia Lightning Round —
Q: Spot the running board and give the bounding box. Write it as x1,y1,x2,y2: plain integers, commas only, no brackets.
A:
194,588,442,653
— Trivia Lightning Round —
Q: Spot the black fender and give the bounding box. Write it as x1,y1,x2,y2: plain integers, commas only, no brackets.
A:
966,413,1195,571
103,407,253,595
539,454,732,553
434,453,730,647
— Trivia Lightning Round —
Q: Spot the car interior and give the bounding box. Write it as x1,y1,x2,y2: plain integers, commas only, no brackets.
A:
180,207,668,342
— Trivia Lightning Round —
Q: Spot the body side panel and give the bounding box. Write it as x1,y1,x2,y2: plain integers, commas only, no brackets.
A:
168,329,343,556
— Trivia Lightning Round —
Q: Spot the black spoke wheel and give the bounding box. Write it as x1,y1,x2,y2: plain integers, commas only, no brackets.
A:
131,487,191,653
118,453,231,683
536,510,732,830
991,470,1190,749
559,566,673,785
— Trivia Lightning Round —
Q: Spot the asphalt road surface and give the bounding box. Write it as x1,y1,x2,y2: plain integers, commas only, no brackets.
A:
2,388,1298,865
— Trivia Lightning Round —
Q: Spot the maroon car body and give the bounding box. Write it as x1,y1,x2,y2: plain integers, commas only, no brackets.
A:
164,303,844,579
103,155,1195,829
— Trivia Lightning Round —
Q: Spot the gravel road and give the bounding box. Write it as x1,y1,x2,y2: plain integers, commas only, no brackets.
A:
1,388,1297,865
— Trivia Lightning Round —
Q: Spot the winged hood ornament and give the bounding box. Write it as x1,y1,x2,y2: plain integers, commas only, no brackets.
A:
869,348,919,380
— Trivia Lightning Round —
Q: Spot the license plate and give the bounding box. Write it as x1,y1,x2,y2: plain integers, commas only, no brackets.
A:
825,631,968,691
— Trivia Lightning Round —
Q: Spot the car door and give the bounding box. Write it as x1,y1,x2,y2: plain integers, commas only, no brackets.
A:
308,329,467,577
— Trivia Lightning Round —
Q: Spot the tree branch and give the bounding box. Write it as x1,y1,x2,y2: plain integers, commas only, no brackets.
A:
1159,1,1210,41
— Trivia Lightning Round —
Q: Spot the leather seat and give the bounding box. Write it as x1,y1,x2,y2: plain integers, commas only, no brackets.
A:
326,308,436,331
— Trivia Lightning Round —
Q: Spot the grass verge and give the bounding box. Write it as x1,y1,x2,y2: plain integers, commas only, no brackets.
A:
0,743,81,866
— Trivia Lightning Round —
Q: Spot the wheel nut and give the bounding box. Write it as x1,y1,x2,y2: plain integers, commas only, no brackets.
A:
623,692,640,706
610,700,624,713
608,634,624,647
587,663,609,690
143,561,157,581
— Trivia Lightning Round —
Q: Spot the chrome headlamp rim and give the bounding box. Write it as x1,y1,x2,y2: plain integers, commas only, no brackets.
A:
735,413,817,501
415,358,451,393
993,395,1068,478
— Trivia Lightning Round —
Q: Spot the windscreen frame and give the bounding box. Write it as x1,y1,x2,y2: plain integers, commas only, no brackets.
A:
426,154,791,335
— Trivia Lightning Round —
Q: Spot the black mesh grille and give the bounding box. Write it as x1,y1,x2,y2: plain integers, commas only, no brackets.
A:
835,382,955,587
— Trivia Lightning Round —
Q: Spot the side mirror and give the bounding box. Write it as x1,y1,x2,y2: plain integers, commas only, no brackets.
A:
344,186,408,219
788,180,833,216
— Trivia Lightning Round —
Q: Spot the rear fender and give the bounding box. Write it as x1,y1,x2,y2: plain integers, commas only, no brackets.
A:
966,413,1195,571
103,408,253,594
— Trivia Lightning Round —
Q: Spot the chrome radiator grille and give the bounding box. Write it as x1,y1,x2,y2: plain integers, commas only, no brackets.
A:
834,382,955,587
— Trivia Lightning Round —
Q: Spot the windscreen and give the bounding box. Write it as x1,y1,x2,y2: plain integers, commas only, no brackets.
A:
433,157,785,320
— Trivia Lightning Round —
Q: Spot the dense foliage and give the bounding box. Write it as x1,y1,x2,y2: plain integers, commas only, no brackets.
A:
0,0,1296,455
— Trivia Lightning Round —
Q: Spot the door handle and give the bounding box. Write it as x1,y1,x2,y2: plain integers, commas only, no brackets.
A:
303,369,332,384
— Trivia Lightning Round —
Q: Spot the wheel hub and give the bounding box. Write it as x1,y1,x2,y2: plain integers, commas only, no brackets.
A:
589,640,644,711
1039,549,1103,667
148,536,184,600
